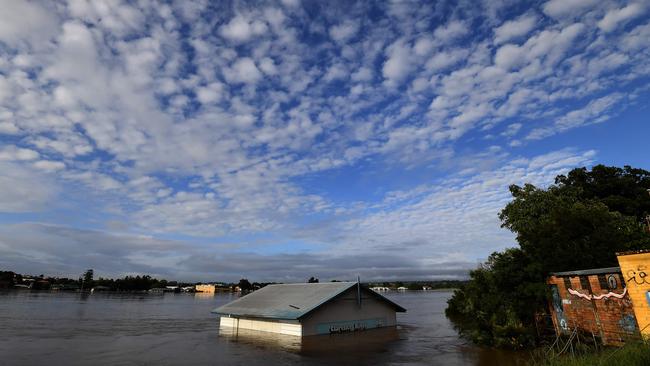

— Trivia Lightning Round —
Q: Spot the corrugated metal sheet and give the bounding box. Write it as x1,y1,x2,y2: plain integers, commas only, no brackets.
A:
212,282,405,320
551,266,621,277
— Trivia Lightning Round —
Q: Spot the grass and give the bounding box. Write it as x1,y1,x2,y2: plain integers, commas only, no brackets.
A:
528,341,650,366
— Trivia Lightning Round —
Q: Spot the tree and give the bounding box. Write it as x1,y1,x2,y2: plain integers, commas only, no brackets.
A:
307,277,319,283
80,269,94,290
499,184,649,273
447,165,650,348
555,165,650,222
237,278,253,292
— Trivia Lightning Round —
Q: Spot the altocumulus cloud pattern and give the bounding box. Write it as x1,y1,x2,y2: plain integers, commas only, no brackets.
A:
0,0,648,281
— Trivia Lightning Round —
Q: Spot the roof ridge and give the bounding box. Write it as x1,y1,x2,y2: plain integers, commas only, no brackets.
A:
267,282,355,286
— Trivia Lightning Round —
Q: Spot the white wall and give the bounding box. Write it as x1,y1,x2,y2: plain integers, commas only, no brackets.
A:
220,316,302,336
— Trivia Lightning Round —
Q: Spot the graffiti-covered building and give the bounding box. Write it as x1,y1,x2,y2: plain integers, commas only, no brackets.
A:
547,251,650,345
547,267,638,346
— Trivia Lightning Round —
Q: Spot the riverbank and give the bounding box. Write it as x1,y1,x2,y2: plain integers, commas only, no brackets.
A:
529,342,650,366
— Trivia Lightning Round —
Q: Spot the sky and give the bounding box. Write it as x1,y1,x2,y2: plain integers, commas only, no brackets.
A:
0,0,649,282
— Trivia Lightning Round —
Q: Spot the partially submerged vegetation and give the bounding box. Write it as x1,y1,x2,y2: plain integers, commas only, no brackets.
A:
446,165,650,349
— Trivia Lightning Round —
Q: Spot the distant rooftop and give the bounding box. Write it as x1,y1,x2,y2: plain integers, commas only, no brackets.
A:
212,282,405,320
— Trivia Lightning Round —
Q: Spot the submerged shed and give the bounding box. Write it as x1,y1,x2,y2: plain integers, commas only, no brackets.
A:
212,282,406,336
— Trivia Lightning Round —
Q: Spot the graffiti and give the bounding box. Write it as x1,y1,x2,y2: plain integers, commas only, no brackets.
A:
559,319,569,330
627,265,649,285
316,318,384,335
551,285,569,333
567,287,627,300
619,314,637,333
607,274,618,289
329,322,368,334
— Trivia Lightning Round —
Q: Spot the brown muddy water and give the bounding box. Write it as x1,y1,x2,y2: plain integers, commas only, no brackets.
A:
0,290,527,365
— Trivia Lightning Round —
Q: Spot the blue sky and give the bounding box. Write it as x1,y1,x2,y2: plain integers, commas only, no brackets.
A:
0,0,648,282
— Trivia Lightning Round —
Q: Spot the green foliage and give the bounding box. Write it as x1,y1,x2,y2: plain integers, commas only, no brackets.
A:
447,165,650,349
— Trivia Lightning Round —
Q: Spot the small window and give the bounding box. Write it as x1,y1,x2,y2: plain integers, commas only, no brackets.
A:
580,276,591,292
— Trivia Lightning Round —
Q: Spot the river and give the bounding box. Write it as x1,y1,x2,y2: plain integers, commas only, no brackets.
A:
0,290,527,365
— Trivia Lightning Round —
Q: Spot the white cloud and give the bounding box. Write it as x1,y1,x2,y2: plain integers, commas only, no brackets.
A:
332,149,597,260
258,57,278,76
224,58,263,84
0,146,39,161
351,66,373,82
502,123,523,137
329,20,359,42
33,160,66,172
196,82,224,104
0,0,59,46
0,162,56,212
494,14,538,44
426,49,468,71
527,93,623,140
382,39,413,84
219,15,267,43
0,122,20,135
542,0,597,19
433,20,468,44
322,63,348,82
494,44,527,70
598,3,646,33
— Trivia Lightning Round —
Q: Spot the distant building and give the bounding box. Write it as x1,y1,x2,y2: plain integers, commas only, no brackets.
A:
196,284,216,293
213,282,406,336
370,286,390,292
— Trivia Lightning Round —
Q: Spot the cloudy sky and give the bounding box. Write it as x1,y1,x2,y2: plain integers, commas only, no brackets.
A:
0,0,648,282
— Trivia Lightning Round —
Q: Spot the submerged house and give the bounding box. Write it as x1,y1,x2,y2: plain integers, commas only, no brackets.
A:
213,282,406,336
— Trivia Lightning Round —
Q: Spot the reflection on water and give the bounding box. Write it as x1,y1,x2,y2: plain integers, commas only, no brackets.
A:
219,325,400,355
0,290,527,366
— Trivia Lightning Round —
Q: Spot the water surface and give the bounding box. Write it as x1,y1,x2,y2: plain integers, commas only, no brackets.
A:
0,290,526,365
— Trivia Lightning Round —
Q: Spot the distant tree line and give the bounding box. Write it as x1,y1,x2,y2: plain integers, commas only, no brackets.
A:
1,269,196,292
446,165,650,349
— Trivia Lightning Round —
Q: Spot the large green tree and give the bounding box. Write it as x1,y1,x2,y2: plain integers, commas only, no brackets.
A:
446,165,650,348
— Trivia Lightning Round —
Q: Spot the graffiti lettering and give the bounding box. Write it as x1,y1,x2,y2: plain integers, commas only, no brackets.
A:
329,322,370,334
568,287,627,300
627,265,649,285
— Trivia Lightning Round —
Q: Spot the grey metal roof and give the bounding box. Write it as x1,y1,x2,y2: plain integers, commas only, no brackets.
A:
212,282,405,320
551,266,621,277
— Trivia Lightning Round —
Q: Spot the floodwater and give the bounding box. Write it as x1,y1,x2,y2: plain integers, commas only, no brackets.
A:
0,290,527,365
